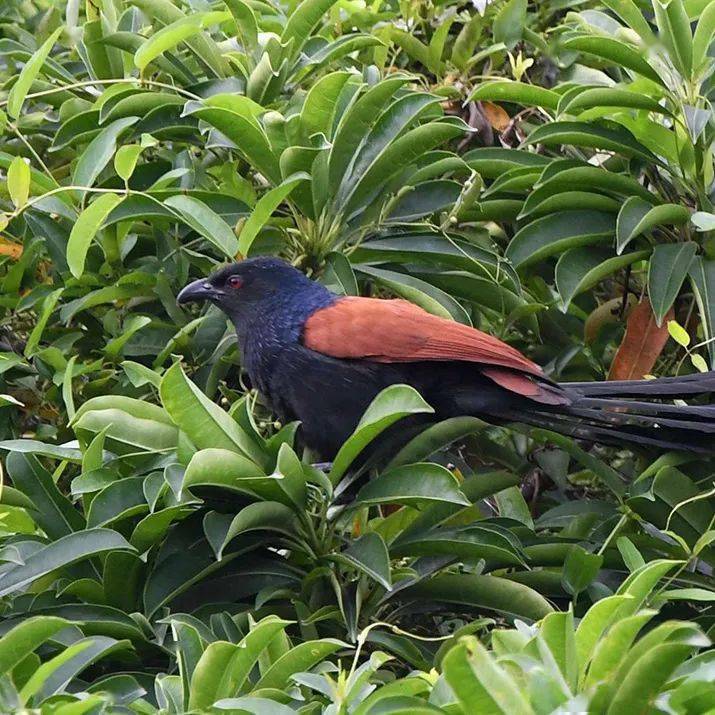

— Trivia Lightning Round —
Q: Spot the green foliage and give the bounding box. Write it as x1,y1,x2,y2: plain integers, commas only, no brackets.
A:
0,0,714,711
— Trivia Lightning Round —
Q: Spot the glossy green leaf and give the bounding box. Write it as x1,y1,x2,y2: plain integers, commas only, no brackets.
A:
559,87,670,116
165,194,239,258
654,0,693,78
113,144,144,182
0,616,70,674
689,256,715,367
6,452,85,538
403,574,553,621
254,639,347,690
575,595,633,679
7,155,30,208
300,71,352,139
281,0,340,57
356,265,471,324
7,28,63,118
506,211,615,268
66,193,124,278
160,363,264,465
525,122,659,163
0,529,133,597
225,0,258,50
469,81,559,109
72,117,138,190
24,287,63,356
562,545,603,597
134,12,228,71
693,0,715,71
335,532,392,590
329,385,434,483
21,635,127,703
562,35,664,85
189,616,291,709
443,637,534,713
648,242,698,325
555,247,649,310
238,173,308,256
356,462,470,507
130,0,226,77
616,197,691,253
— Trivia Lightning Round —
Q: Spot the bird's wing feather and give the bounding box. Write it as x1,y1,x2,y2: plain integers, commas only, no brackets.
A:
303,297,541,372
303,297,568,405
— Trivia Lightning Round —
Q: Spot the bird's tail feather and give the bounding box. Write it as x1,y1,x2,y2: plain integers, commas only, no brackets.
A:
562,371,715,397
497,371,715,453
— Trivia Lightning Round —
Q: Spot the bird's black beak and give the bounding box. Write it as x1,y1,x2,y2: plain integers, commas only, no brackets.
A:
177,279,217,305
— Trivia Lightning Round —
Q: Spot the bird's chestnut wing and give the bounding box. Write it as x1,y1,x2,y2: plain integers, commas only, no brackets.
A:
302,297,568,405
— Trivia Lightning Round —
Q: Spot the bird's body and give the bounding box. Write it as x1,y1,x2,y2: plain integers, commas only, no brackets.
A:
178,258,715,459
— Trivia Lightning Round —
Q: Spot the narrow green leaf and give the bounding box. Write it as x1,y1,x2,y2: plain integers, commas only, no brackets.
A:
134,12,228,71
254,639,346,691
238,173,308,256
555,248,649,310
575,595,634,680
336,533,392,590
189,616,291,709
0,617,70,675
443,637,534,714
7,28,63,118
562,35,664,85
689,256,715,366
469,81,559,110
0,529,133,597
506,211,615,268
160,363,265,466
602,0,657,42
329,385,434,483
130,0,226,77
560,87,670,116
67,193,124,278
8,156,30,208
356,462,470,507
114,145,144,182
281,0,340,58
72,117,138,190
693,0,715,72
403,574,553,620
654,0,693,78
6,451,85,538
525,122,658,163
225,0,258,50
165,195,239,258
24,287,63,356
648,242,698,325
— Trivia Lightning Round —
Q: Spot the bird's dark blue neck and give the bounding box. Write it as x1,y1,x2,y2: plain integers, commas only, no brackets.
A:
235,281,337,394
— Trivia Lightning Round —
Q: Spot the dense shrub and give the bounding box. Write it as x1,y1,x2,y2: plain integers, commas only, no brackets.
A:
0,0,713,712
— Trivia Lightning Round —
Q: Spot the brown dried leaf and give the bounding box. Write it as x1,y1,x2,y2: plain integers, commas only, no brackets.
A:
0,237,22,260
608,298,673,380
481,101,511,131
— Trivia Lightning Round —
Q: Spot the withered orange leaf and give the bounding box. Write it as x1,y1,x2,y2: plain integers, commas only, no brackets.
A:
608,298,673,381
0,238,22,260
481,101,511,131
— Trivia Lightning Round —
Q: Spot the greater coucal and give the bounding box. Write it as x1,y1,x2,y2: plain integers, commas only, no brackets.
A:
177,257,715,458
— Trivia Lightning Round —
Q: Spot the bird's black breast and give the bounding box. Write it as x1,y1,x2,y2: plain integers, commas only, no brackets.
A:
263,345,401,458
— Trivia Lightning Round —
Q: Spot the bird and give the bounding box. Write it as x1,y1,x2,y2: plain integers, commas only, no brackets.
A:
177,256,715,460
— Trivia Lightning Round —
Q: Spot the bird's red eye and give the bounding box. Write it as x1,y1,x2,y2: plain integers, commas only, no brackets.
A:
227,275,243,289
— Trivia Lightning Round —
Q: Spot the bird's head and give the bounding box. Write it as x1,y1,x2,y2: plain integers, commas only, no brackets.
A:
177,256,331,328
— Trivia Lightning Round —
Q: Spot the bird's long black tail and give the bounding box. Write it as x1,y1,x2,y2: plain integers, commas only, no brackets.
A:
499,371,715,453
